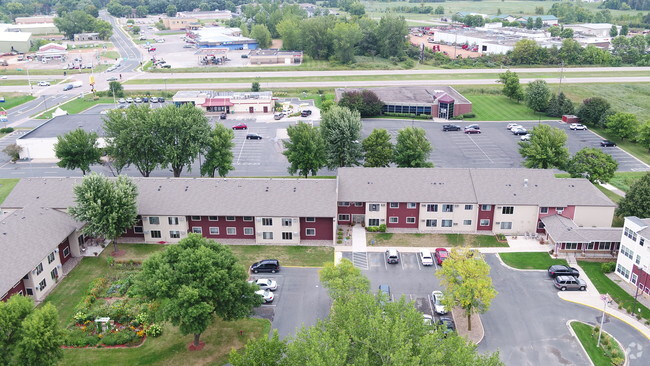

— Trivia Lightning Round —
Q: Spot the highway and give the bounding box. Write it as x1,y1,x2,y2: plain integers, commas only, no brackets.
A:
99,10,142,73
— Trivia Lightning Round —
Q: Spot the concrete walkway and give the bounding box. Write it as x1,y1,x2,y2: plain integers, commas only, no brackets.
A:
601,182,626,197
351,226,367,252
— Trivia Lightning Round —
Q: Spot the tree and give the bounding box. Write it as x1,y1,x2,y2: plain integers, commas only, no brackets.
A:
435,5,444,14
348,2,366,16
201,124,234,178
394,127,433,168
610,24,618,37
362,128,394,167
229,330,286,366
0,297,64,366
546,93,560,118
2,143,22,162
577,97,611,127
134,234,261,347
276,16,302,50
606,112,640,140
283,122,326,177
638,122,650,152
166,4,177,17
108,81,124,98
250,24,272,49
53,10,96,39
560,28,574,39
518,124,569,169
54,129,102,175
621,24,629,36
320,258,370,301
617,172,650,218
337,90,384,117
534,17,543,29
251,81,260,92
377,14,408,59
566,148,618,183
525,80,551,113
436,248,497,331
329,22,362,64
135,5,148,18
558,92,575,116
526,17,534,29
95,20,113,40
320,106,363,169
497,70,524,102
69,173,138,252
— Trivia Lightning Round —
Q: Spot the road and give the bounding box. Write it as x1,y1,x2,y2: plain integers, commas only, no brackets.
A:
99,10,142,73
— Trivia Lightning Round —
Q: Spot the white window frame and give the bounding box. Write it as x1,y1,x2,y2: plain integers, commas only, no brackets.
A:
149,216,160,225
442,204,454,213
169,230,181,238
389,217,399,224
338,214,350,221
480,204,491,211
500,222,513,230
262,218,273,226
464,205,473,210
354,202,364,207
244,227,254,236
134,226,144,234
262,232,273,240
282,232,293,240
368,204,380,212
368,219,380,226
389,202,399,208
151,230,162,239
540,207,548,214
426,219,437,227
192,227,202,234
502,206,514,215
47,252,55,264
407,202,417,209
38,279,46,291
338,202,350,207
305,228,316,236
209,227,219,235
480,219,490,227
35,263,43,275
463,220,472,225
63,247,70,258
406,217,416,224
168,217,179,225
243,216,254,222
282,218,292,227
305,217,316,222
208,216,219,221
226,227,237,236
191,216,201,221
441,220,453,227
226,216,236,222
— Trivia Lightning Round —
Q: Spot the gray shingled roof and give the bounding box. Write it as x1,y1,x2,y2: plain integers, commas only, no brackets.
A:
627,216,650,237
0,208,84,296
2,177,338,217
541,215,622,243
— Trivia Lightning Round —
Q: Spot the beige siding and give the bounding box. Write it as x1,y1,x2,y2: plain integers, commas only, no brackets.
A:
254,216,300,244
25,250,61,301
230,99,274,113
365,203,386,227
573,206,616,228
418,203,477,232
492,205,538,234
141,215,188,243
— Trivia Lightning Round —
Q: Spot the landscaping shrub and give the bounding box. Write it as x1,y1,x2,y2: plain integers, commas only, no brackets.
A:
65,328,100,347
382,112,431,120
146,323,162,337
463,113,476,118
378,224,387,233
0,127,14,133
101,330,136,346
601,262,616,273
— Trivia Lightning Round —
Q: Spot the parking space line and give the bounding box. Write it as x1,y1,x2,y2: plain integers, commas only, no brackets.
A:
416,255,421,271
427,294,434,316
383,252,387,270
401,255,405,270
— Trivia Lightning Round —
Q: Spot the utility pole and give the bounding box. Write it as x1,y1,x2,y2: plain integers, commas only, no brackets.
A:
597,294,610,347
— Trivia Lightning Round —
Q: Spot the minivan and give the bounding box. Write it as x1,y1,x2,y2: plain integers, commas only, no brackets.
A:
250,259,280,273
386,248,399,264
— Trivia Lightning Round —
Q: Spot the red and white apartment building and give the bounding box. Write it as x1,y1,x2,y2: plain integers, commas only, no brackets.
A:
614,217,650,296
1,168,619,301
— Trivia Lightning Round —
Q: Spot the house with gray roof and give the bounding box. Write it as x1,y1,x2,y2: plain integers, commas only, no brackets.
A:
541,214,621,257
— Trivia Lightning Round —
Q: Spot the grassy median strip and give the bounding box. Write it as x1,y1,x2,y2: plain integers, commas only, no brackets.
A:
367,233,508,247
499,252,568,270
35,97,115,119
0,94,35,110
570,321,624,366
0,179,19,204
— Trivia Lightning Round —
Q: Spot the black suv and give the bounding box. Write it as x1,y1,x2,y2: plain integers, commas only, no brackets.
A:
442,124,461,131
547,265,579,278
250,259,280,273
301,110,312,117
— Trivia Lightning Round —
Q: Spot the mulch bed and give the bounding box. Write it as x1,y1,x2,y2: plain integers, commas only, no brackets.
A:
111,250,126,257
188,341,205,351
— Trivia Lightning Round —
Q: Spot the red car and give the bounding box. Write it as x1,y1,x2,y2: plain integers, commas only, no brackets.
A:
232,123,248,130
464,128,481,134
148,47,156,52
434,248,449,265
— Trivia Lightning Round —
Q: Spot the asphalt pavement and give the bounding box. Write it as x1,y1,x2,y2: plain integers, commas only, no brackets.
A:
99,10,142,73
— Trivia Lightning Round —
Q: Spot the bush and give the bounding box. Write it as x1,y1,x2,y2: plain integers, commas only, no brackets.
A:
73,311,92,324
146,323,163,337
382,112,431,120
378,224,387,233
65,329,100,347
0,127,14,133
101,330,136,346
462,113,476,118
601,262,616,273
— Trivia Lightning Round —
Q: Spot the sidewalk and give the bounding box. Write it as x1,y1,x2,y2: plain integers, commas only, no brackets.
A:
600,182,626,197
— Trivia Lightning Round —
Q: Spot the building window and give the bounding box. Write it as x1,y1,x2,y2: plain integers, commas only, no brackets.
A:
636,254,641,265
63,247,70,258
354,202,364,207
369,219,380,226
632,273,638,285
305,217,316,222
500,222,512,230
170,231,180,239
556,207,564,214
38,279,46,291
244,227,254,235
624,227,638,241
463,220,472,225
263,232,273,240
209,227,219,235
151,230,161,239
149,217,160,225
282,232,293,240
640,238,645,247
35,263,43,275
617,264,630,279
442,204,454,213
208,216,219,221
262,218,273,226
464,205,473,210
282,218,292,227
168,217,179,225
338,214,350,221
191,216,201,221
621,245,634,260
407,202,417,209
134,226,144,234
480,204,492,211
441,220,453,227
304,228,315,237
390,202,399,208
586,243,594,250
50,267,58,281
426,219,437,227
406,217,416,224
502,206,514,215
338,202,350,207
389,217,399,224
226,216,236,221
565,243,578,250
540,207,548,214
427,204,438,212
599,242,612,251
47,252,55,264
192,227,202,234
480,219,490,227
368,204,380,212
227,227,236,235
243,216,253,222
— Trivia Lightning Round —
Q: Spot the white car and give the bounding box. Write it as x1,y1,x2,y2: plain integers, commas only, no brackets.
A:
520,134,532,141
507,123,522,130
0,75,7,79
419,250,434,266
256,289,274,303
37,81,50,86
107,76,118,82
249,278,278,291
431,291,447,314
570,123,587,130
423,314,433,326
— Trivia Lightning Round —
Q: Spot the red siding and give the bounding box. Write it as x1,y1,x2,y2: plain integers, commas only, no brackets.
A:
386,203,419,228
337,203,365,223
300,217,333,240
476,204,495,231
188,216,255,240
1,280,26,302
122,217,145,238
453,103,472,117
58,240,71,265
537,206,576,232
632,265,650,292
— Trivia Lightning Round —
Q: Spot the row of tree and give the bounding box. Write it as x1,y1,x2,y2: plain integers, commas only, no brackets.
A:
54,9,113,40
105,0,247,17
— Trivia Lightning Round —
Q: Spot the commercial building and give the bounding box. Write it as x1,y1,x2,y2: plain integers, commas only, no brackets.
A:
614,217,650,296
248,49,303,65
541,215,621,258
14,16,55,25
335,86,472,119
432,26,561,55
173,90,274,114
0,31,31,53
565,23,620,38
73,33,99,41
162,17,200,31
35,42,67,61
0,22,58,35
176,10,233,20
189,27,258,50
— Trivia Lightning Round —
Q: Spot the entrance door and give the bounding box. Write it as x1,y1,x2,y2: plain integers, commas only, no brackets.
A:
249,107,254,113
352,214,365,224
263,106,268,113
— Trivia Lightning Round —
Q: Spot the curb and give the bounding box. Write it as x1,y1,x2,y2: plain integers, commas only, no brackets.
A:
495,253,547,272
567,319,629,366
566,320,594,366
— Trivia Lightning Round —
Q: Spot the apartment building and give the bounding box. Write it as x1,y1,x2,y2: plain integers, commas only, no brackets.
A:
615,217,650,296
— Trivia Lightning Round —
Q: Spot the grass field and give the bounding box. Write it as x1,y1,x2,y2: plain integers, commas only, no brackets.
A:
499,252,568,270
35,97,114,119
595,184,623,205
101,50,121,59
0,94,35,110
570,321,624,366
367,232,509,247
229,245,333,267
0,179,19,204
608,171,647,192
464,94,542,121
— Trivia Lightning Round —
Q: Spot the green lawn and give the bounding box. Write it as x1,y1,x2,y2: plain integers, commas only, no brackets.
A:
595,184,623,205
608,172,647,192
101,50,120,59
35,97,114,119
367,233,509,247
0,80,30,86
499,252,568,270
578,261,650,320
570,321,624,366
0,94,35,110
229,245,333,267
0,179,19,204
463,94,542,121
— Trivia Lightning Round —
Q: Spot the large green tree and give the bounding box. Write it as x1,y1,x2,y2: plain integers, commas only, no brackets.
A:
518,124,569,169
0,296,64,366
319,258,370,301
201,124,235,178
525,80,551,113
276,16,302,50
436,248,497,331
577,97,611,127
320,106,363,169
497,70,524,102
377,14,408,59
362,128,394,167
329,22,362,64
338,90,384,117
394,127,433,168
54,128,102,175
283,122,326,177
605,112,640,140
134,234,261,347
250,24,272,49
638,122,650,152
617,172,650,218
69,173,138,252
566,148,618,183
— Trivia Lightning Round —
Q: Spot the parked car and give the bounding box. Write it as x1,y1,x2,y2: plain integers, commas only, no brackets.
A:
436,317,456,335
512,127,528,135
249,278,278,291
569,123,587,130
139,36,146,40
434,248,449,265
548,265,579,278
126,97,134,103
241,54,249,58
161,64,171,68
464,124,480,130
419,250,434,266
158,97,165,103
106,76,118,82
520,134,532,141
255,289,274,303
220,112,227,119
386,248,400,264
301,110,312,117
246,133,263,140
442,124,461,131
506,123,522,130
423,314,434,326
464,128,481,134
148,47,156,52
63,84,73,91
378,284,391,302
250,259,280,273
183,44,193,48
232,123,248,130
150,97,158,103
37,81,50,86
0,75,7,79
134,97,142,103
431,291,447,314
118,98,126,103
554,276,587,291
601,140,616,147
274,113,284,120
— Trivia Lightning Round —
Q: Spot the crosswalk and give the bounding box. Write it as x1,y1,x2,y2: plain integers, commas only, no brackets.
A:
351,252,369,270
